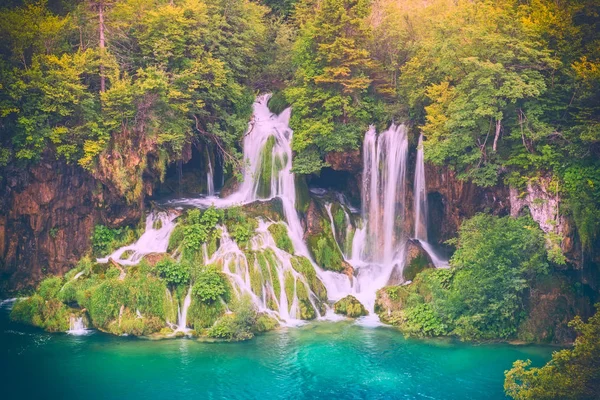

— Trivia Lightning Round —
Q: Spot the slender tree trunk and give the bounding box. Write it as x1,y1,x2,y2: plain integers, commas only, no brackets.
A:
99,1,106,93
493,119,501,152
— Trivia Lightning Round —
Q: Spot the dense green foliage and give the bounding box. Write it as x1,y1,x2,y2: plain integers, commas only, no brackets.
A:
192,265,228,303
378,215,550,340
0,0,266,198
505,306,600,399
91,224,139,256
207,295,276,341
285,0,385,174
156,258,190,286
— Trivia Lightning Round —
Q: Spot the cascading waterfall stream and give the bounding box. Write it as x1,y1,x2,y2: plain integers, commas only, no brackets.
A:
412,134,449,268
176,287,193,333
97,211,178,265
360,124,409,264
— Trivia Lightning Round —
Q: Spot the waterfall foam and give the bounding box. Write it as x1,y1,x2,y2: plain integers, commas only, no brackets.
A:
67,316,90,335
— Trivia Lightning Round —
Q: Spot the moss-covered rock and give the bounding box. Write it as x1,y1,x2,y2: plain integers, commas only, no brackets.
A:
188,298,226,331
517,274,589,344
290,256,327,302
303,200,344,272
242,198,284,221
306,231,344,272
295,175,310,213
268,222,294,253
334,295,367,318
403,240,434,282
219,175,240,198
257,135,277,198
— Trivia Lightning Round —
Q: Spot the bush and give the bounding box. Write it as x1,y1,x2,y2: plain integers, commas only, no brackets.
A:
91,225,139,256
375,215,550,340
192,265,228,303
155,258,190,286
182,207,222,252
505,306,600,399
38,276,64,300
10,295,70,332
207,296,257,341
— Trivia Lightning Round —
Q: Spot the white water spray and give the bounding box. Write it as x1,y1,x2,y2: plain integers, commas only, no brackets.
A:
67,316,90,335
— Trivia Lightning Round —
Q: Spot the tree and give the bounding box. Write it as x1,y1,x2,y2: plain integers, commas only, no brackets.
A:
505,306,600,399
286,0,383,174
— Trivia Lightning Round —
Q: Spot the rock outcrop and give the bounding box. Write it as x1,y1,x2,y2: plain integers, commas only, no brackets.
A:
324,150,362,173
423,163,510,245
0,155,141,293
402,240,434,282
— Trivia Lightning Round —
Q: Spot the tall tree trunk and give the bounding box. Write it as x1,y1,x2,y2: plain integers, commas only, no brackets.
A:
99,1,106,93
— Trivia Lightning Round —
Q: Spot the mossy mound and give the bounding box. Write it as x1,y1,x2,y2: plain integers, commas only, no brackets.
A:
334,295,367,318
290,256,327,303
242,198,284,221
268,222,294,253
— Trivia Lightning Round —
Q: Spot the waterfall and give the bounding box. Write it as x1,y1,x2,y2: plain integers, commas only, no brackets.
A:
412,134,449,268
159,96,444,326
97,211,178,265
207,157,215,196
414,134,428,241
360,124,409,264
175,287,192,333
67,316,90,335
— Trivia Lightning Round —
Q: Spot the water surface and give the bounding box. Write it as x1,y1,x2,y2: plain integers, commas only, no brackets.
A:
0,303,554,399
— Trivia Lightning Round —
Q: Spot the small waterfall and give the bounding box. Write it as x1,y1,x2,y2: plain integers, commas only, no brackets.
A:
67,316,90,335
412,134,449,268
207,157,215,196
414,134,428,241
97,211,178,265
175,287,192,333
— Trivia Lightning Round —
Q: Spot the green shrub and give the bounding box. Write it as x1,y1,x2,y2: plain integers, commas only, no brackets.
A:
207,296,257,341
182,207,223,252
38,276,64,300
10,295,70,332
192,265,228,303
91,225,139,256
155,259,190,286
188,299,225,330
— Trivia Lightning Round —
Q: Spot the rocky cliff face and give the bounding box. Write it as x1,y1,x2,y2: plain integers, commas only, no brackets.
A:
0,155,141,293
423,164,511,245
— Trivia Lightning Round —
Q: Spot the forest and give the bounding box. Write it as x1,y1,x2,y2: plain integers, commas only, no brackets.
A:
0,0,599,399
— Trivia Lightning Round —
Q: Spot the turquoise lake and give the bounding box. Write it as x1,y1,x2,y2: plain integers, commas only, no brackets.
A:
0,301,555,399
